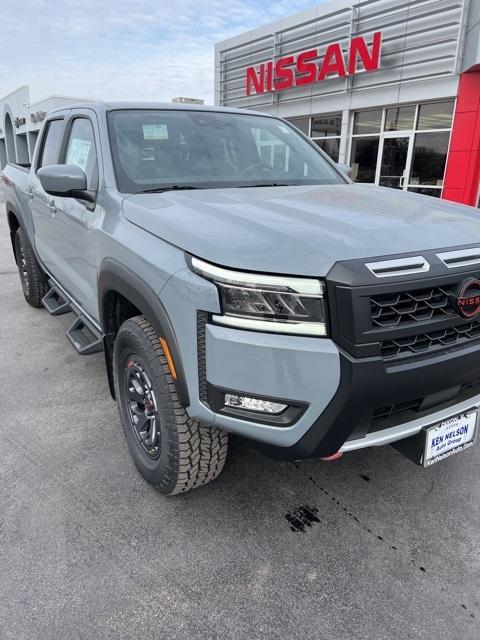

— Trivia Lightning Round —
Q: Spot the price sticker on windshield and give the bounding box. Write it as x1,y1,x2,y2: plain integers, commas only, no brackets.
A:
143,124,169,140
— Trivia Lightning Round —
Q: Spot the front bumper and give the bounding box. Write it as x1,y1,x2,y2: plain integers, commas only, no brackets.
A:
339,393,480,452
160,265,480,460
204,323,341,448
206,321,480,459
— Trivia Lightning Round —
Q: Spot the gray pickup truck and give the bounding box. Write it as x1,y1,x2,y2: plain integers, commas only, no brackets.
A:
3,102,480,494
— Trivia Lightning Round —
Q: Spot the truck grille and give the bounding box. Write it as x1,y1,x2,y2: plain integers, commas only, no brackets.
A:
368,279,480,360
380,321,480,358
371,398,422,423
328,251,480,362
368,377,480,433
370,285,455,328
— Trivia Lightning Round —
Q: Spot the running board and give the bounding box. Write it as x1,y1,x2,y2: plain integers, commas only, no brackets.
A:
42,283,72,316
66,315,103,355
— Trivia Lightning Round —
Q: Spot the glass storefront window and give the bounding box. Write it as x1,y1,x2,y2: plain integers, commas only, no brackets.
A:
313,138,340,162
350,100,454,190
353,110,383,135
409,132,450,186
350,137,379,182
407,187,441,198
286,117,310,136
311,113,342,137
384,105,416,131
379,137,410,189
417,101,454,130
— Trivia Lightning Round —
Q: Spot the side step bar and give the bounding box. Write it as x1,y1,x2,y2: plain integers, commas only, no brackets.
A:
66,315,103,355
42,283,71,316
43,280,103,355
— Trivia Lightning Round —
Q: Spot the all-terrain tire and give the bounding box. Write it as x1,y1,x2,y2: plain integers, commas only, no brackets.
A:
14,227,49,308
113,315,228,495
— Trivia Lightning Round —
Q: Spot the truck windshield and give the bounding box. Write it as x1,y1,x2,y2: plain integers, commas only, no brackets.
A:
108,109,345,193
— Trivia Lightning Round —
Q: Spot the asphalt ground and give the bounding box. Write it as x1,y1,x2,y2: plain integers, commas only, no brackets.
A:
0,193,479,640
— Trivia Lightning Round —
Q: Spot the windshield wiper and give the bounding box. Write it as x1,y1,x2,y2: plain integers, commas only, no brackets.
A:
239,183,295,188
138,183,297,193
138,185,203,194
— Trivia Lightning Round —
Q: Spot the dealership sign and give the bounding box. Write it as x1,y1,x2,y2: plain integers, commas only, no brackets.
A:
245,31,383,96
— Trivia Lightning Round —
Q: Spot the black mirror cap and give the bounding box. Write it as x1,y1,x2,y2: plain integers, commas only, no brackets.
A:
37,163,88,197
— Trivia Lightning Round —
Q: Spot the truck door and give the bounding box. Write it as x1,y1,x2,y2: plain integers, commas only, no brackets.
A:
32,112,101,321
29,117,66,276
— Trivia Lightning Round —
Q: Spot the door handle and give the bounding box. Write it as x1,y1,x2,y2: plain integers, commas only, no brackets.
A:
47,200,57,215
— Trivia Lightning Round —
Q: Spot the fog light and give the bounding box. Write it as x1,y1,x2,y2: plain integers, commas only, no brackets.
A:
224,394,287,414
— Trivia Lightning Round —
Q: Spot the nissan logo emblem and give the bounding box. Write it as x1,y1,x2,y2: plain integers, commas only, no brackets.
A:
451,278,480,319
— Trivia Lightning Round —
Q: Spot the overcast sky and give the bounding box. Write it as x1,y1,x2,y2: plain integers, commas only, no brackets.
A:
0,0,321,105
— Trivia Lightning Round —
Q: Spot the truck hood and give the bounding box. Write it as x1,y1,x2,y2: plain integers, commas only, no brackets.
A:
122,184,480,276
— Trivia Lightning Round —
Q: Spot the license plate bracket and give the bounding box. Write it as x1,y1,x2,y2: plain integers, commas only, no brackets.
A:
423,411,477,467
391,410,477,466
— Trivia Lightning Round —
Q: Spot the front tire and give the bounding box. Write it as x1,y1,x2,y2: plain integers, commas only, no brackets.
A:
113,316,228,495
14,227,48,308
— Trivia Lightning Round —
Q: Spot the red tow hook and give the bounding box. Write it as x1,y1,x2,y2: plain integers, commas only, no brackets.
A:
320,451,344,461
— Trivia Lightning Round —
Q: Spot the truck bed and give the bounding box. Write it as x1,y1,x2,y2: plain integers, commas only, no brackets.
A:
1,163,32,215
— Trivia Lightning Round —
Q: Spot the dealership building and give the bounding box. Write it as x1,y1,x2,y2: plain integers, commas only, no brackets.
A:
215,0,480,206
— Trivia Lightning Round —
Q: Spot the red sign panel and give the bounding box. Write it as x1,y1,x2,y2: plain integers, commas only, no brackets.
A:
245,31,383,96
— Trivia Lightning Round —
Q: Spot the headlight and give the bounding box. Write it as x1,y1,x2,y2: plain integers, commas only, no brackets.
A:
190,257,327,336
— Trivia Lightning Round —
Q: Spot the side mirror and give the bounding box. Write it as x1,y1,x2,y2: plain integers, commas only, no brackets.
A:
336,162,353,179
37,164,95,203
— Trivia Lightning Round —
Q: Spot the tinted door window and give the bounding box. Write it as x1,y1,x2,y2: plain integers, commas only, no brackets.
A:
350,137,379,182
65,119,98,189
39,119,64,167
379,137,409,189
410,132,450,186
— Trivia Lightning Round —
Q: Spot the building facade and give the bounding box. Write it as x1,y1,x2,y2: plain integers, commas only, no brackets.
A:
215,0,480,206
0,86,92,169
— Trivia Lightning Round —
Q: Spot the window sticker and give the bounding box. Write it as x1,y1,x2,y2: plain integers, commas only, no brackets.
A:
143,124,169,140
67,138,92,172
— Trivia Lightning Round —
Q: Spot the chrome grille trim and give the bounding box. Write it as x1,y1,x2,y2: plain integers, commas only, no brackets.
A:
365,256,430,278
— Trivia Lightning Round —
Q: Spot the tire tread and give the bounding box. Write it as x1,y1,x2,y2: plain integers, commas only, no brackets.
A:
15,227,48,308
114,316,228,495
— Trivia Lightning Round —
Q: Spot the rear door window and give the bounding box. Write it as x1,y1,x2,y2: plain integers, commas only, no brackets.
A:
38,119,64,168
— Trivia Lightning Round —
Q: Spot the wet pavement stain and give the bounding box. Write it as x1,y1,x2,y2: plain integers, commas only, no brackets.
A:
285,505,321,532
289,462,478,622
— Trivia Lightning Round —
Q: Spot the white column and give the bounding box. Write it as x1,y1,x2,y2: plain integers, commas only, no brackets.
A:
338,109,350,164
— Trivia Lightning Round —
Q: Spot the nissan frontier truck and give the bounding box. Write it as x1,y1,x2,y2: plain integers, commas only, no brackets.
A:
3,102,480,494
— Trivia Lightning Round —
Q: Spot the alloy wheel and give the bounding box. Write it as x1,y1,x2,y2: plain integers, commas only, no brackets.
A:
124,358,161,459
